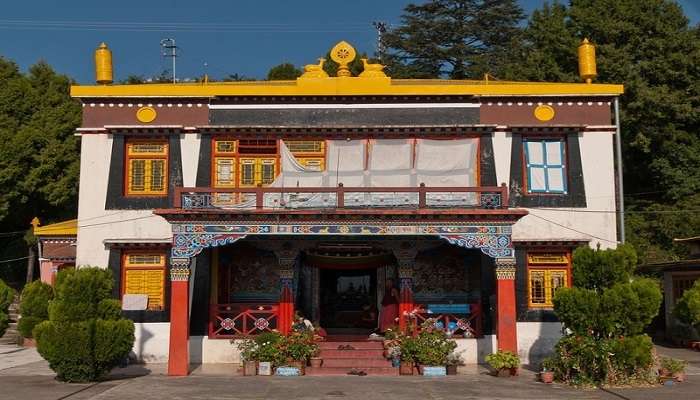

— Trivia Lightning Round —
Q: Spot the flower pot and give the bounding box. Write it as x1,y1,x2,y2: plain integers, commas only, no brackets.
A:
446,365,458,375
659,368,670,377
290,360,305,375
258,362,272,376
243,360,257,376
310,357,323,368
510,367,519,376
540,371,554,384
391,357,401,368
400,361,414,375
673,372,686,382
22,338,36,348
421,366,447,376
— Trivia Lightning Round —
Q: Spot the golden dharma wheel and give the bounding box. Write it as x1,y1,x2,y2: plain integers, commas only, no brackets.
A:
330,41,357,77
94,42,113,85
578,38,597,83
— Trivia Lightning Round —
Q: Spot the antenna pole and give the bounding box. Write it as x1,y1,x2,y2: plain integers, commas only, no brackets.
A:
372,21,387,62
160,38,178,83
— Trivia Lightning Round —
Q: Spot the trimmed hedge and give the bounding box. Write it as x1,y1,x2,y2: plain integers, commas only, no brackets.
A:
35,267,134,382
18,280,54,338
0,279,15,338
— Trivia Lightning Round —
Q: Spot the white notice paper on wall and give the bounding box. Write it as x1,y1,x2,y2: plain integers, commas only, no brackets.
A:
122,294,148,311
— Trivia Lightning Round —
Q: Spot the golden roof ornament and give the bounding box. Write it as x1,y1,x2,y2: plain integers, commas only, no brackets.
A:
359,58,387,78
578,38,597,84
94,42,113,85
330,41,356,77
301,58,329,78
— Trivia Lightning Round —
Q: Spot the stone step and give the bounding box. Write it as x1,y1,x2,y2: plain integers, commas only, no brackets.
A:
305,366,399,376
321,358,393,368
319,349,386,359
319,341,383,350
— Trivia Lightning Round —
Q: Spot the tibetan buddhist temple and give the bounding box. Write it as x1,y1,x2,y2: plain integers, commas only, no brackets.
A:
70,40,623,375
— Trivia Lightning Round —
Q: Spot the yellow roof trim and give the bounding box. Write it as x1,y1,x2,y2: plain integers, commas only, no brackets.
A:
71,77,623,98
33,219,77,236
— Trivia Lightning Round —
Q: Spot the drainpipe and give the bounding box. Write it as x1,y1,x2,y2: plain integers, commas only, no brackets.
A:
614,98,625,243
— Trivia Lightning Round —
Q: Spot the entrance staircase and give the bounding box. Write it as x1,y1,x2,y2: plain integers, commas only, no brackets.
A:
306,336,398,376
0,296,20,345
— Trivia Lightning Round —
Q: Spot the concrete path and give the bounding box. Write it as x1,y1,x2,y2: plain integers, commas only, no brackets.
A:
0,344,698,399
0,344,43,371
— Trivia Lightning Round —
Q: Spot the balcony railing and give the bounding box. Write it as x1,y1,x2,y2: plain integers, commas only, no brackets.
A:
175,184,508,211
412,303,483,338
209,303,279,339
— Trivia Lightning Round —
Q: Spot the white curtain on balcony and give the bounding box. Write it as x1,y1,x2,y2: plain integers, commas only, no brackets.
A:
262,138,478,209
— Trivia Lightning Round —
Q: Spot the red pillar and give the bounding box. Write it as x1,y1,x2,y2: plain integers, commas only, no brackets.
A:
495,258,518,353
398,278,413,332
278,269,294,334
168,263,190,376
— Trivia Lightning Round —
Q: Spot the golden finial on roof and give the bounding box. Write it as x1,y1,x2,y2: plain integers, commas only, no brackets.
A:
330,41,356,77
359,59,387,78
31,217,40,230
94,42,113,85
578,38,597,84
300,58,329,78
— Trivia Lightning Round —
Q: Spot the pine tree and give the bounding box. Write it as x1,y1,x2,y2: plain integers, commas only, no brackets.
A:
382,0,525,79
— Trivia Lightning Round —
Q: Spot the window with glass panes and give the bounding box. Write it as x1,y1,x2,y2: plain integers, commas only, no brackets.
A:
524,139,567,194
125,140,168,195
121,251,166,310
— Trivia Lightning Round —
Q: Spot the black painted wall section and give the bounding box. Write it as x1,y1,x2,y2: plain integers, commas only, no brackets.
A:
189,250,210,335
195,134,212,187
515,247,559,323
508,132,586,208
480,253,496,335
210,107,480,127
108,247,171,323
479,134,498,187
105,134,183,210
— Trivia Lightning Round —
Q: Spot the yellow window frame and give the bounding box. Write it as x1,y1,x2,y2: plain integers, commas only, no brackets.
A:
528,268,568,308
238,157,278,187
214,157,237,188
126,140,168,196
122,251,166,310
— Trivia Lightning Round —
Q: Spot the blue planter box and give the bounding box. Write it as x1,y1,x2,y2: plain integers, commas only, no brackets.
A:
422,366,447,376
275,367,301,376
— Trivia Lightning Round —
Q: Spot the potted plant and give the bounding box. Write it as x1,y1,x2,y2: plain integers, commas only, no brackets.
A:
659,357,688,382
485,350,520,377
279,330,319,375
388,346,401,368
254,331,284,375
412,321,457,375
235,339,259,376
399,336,419,375
310,346,323,368
446,351,464,375
540,357,555,384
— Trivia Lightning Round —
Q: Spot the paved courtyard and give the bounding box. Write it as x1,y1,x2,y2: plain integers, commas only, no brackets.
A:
1,344,698,400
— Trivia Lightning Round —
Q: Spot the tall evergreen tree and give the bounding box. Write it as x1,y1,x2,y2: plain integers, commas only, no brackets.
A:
382,0,525,79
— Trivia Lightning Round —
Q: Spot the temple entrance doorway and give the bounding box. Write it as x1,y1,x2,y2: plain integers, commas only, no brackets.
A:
299,242,397,335
320,268,377,334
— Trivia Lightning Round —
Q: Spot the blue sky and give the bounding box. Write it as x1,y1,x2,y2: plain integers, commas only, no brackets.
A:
1,0,698,83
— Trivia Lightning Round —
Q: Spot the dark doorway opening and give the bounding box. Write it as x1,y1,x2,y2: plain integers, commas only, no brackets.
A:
320,268,377,334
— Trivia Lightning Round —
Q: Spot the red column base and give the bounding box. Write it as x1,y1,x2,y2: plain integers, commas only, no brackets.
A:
496,277,518,353
168,279,190,376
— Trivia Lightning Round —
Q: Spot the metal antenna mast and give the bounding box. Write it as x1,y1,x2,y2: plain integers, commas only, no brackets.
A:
372,21,388,62
160,38,178,83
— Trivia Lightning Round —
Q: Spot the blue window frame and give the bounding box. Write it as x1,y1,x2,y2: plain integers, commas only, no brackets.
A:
524,139,567,194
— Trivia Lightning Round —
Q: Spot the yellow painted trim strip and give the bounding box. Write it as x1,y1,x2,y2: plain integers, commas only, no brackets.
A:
71,78,623,98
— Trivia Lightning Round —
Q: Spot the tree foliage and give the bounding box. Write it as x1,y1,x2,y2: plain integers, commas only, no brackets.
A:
17,280,53,338
382,0,525,79
267,63,302,80
572,244,637,290
35,267,134,382
0,279,14,337
498,0,700,263
674,280,700,329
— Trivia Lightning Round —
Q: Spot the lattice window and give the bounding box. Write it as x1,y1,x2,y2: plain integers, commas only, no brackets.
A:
524,139,567,194
215,140,236,154
214,158,236,187
239,158,277,187
122,251,166,310
528,269,569,308
126,140,168,195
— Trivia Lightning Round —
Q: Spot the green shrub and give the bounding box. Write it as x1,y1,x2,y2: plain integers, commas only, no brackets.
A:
35,267,134,382
659,357,687,375
0,279,15,338
607,335,654,382
674,280,700,330
572,244,637,290
18,280,54,338
549,335,609,385
413,327,457,366
399,335,420,362
485,350,520,370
